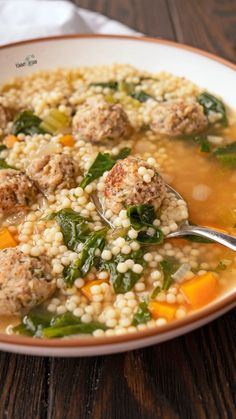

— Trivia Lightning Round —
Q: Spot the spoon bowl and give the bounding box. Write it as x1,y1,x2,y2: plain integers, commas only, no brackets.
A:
92,184,236,252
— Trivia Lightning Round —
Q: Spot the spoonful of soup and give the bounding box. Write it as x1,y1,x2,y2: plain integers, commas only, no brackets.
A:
91,156,236,251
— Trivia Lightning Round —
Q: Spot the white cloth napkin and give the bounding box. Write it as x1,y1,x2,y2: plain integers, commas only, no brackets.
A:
0,0,140,46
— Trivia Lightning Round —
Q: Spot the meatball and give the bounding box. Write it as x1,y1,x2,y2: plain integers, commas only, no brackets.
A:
27,154,76,195
0,169,37,217
103,157,166,214
150,100,208,136
72,101,132,143
0,248,56,316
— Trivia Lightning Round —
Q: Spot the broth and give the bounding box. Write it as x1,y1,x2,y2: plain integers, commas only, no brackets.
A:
0,65,235,339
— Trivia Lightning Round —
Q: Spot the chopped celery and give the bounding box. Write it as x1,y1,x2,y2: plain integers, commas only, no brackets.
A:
39,109,69,134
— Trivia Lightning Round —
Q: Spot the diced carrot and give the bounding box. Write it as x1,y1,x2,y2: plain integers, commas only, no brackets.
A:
180,272,217,308
0,228,17,250
5,135,18,148
81,279,108,301
60,135,75,147
148,301,177,321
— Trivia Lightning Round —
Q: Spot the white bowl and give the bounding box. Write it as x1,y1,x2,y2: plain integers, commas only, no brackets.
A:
0,34,235,357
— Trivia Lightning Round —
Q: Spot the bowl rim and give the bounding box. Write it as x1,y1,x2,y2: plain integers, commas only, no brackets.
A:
0,33,235,349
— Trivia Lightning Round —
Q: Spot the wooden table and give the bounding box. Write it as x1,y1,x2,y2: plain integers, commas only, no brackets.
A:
1,1,235,418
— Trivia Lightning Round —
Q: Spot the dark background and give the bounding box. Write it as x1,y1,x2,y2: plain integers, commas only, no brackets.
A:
0,1,236,418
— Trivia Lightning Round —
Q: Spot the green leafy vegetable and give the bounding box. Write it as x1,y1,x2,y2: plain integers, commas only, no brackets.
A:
63,228,107,285
130,91,156,103
0,144,6,152
132,301,151,326
102,249,144,294
80,148,131,189
127,204,156,230
90,81,118,90
194,135,211,153
214,141,236,168
48,209,90,251
113,147,131,161
13,310,52,337
43,322,106,338
137,229,164,245
185,235,214,244
0,158,17,170
151,286,162,298
12,110,46,135
43,313,107,338
198,92,228,126
160,258,180,291
127,205,163,245
14,310,107,338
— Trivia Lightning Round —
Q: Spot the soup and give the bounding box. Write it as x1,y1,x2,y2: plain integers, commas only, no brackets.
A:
0,64,235,338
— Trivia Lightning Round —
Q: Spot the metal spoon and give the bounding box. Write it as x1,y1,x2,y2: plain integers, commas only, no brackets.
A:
166,184,236,251
92,187,236,252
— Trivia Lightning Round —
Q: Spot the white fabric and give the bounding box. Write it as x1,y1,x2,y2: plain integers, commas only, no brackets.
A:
0,0,140,46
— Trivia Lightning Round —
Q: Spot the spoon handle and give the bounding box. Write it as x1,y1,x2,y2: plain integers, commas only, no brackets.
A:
167,224,236,251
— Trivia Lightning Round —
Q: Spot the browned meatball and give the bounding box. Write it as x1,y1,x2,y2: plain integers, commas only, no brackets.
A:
0,248,56,316
72,101,132,143
0,169,37,217
27,154,76,195
150,100,208,136
103,157,166,214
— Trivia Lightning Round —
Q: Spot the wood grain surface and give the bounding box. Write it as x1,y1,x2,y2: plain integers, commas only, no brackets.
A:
0,1,235,418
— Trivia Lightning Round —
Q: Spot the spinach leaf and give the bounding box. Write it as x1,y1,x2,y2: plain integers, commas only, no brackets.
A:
194,135,211,153
132,301,151,326
90,81,118,90
14,310,107,338
160,258,180,291
63,228,107,285
137,229,164,245
102,249,144,294
151,286,162,298
214,141,236,155
127,204,156,230
63,262,81,286
12,110,46,135
13,310,52,337
185,235,214,243
198,92,228,126
214,141,236,168
80,148,131,189
43,322,107,338
130,91,156,103
113,147,131,161
0,144,6,153
49,208,91,251
0,158,18,170
119,81,157,102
